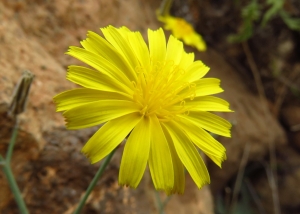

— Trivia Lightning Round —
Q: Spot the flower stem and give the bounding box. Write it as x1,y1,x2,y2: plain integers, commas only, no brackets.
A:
6,121,19,163
154,190,171,214
159,0,173,16
0,156,29,214
0,120,29,214
74,149,116,214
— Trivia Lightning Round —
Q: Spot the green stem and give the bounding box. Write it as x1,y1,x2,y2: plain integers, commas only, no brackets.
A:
158,0,173,16
0,119,29,213
155,190,165,214
154,190,171,214
0,155,29,214
0,159,5,167
0,154,4,164
6,121,19,163
74,149,116,214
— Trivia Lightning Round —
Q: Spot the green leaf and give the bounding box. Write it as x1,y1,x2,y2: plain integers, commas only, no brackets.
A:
228,0,261,43
261,0,284,27
280,10,300,31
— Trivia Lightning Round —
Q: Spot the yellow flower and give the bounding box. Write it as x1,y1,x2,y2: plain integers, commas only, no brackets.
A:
158,15,207,51
53,26,231,194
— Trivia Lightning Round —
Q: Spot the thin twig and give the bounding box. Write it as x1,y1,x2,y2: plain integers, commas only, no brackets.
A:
277,75,300,92
242,42,280,214
245,178,266,214
273,82,288,117
242,42,267,101
229,143,250,213
273,68,299,116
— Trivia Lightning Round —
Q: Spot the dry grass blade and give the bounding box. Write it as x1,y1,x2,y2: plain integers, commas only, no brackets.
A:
242,42,280,214
245,178,266,214
229,143,250,213
273,69,300,117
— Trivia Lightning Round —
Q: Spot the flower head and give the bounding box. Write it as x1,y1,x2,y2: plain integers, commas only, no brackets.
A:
53,26,231,194
158,15,207,51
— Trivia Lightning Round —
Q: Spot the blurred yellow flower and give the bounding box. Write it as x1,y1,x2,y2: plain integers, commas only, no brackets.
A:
158,15,207,51
53,26,231,194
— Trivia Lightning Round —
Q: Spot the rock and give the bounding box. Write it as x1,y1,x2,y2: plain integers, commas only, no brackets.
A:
0,3,70,210
0,6,70,147
165,177,214,214
1,126,157,214
6,0,162,68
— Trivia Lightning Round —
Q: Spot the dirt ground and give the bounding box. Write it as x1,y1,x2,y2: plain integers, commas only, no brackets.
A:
0,0,300,213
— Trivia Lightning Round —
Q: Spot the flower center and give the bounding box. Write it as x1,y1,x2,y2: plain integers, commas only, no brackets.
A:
132,60,195,121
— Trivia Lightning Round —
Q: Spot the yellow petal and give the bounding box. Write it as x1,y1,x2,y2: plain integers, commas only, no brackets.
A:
53,88,130,112
161,125,185,195
176,116,227,167
186,96,232,112
66,65,131,96
119,117,151,188
187,111,232,137
193,78,224,96
162,16,176,31
148,28,166,65
183,32,207,52
66,47,133,93
162,122,210,189
179,78,224,98
182,61,210,83
178,52,194,70
82,113,142,163
101,26,138,80
148,115,174,191
127,31,150,72
63,100,139,129
165,35,183,65
81,31,137,82
157,15,207,52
